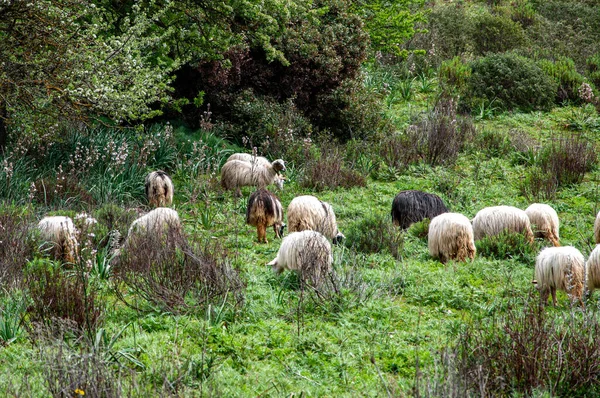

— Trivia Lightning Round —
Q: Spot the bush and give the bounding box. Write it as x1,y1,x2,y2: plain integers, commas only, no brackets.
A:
475,231,538,263
0,208,36,289
467,53,557,112
408,97,476,166
114,229,244,315
471,12,527,55
587,53,600,89
541,134,597,186
300,142,366,191
345,213,403,260
539,57,589,104
456,294,600,396
25,259,103,335
438,56,471,95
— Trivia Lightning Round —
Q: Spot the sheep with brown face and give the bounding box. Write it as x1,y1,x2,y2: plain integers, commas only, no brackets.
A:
220,159,286,196
246,189,285,244
145,170,174,207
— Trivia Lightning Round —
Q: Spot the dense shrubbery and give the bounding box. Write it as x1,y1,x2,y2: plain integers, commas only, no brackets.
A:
472,11,527,56
538,57,589,104
466,53,556,112
345,213,403,259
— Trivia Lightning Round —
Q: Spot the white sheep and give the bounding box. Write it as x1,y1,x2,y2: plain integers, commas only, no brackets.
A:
246,189,285,243
227,153,271,166
472,205,534,243
112,208,185,263
267,230,333,287
38,216,79,263
287,195,345,244
226,153,286,190
594,210,600,244
428,213,476,264
533,246,585,306
585,244,600,298
220,159,286,195
525,203,560,247
145,170,174,208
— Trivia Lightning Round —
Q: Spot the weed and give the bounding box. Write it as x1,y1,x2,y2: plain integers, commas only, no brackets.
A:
0,208,36,289
475,232,538,264
114,229,244,314
456,293,600,396
300,142,366,191
346,213,404,260
0,292,27,345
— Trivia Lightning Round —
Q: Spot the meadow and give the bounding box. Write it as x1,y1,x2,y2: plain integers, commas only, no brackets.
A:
2,80,600,396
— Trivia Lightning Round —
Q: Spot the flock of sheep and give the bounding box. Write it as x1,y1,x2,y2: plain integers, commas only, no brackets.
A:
35,153,600,306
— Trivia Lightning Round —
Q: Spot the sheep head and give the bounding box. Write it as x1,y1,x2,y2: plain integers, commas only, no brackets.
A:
267,258,283,274
272,159,286,172
333,232,345,245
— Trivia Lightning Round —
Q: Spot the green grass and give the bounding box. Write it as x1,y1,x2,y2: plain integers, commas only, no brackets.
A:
2,99,600,396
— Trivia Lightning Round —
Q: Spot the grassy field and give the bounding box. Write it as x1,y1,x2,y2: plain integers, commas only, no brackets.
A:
1,93,600,396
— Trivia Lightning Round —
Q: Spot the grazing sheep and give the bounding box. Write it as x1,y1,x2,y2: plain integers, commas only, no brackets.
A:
428,213,476,264
287,195,345,244
586,244,600,298
227,153,287,190
267,230,333,286
38,216,78,263
472,205,534,243
533,246,584,306
145,170,174,208
246,189,285,243
220,159,286,195
594,210,600,244
525,203,560,247
227,153,271,166
391,190,448,230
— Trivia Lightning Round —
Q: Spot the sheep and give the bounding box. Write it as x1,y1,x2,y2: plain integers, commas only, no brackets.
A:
585,244,600,299
525,203,560,247
226,153,287,190
246,189,285,244
112,207,185,264
145,170,174,208
287,195,345,244
267,230,333,287
472,205,534,243
533,246,585,306
428,213,476,264
227,153,271,166
38,216,79,263
594,210,600,244
391,190,448,230
220,159,286,195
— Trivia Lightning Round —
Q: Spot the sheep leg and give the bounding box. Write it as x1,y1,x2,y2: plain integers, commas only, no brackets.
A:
258,224,267,244
551,287,557,306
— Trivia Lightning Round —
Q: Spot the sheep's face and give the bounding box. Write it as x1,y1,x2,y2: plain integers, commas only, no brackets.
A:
267,258,283,273
278,223,286,238
333,232,346,245
275,175,285,190
272,159,286,172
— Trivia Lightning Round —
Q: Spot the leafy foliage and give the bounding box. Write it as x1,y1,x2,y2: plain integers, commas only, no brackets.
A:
472,11,527,55
467,52,557,112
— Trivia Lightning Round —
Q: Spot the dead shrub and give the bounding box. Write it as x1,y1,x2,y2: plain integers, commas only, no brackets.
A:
25,259,103,335
456,293,600,396
381,97,475,169
114,227,244,314
542,134,597,186
0,209,36,289
300,143,366,191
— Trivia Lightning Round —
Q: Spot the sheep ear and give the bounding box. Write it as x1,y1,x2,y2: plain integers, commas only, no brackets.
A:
267,258,277,267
